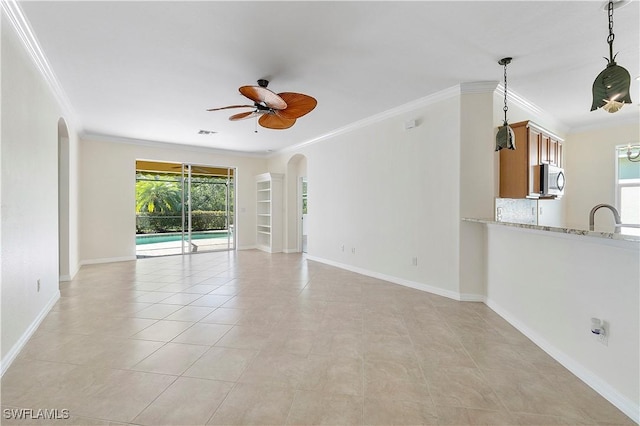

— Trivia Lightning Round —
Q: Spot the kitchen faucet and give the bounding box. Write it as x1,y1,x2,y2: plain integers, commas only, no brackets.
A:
589,204,622,232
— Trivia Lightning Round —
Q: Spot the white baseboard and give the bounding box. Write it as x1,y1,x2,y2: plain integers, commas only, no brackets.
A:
459,293,486,302
237,245,257,251
70,262,80,280
80,256,136,266
59,262,80,282
306,255,464,301
283,248,301,254
1,290,60,377
486,298,639,424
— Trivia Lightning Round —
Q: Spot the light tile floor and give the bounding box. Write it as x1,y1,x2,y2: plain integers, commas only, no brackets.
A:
1,250,634,425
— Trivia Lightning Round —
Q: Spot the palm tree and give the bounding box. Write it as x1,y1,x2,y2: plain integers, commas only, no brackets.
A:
136,178,182,213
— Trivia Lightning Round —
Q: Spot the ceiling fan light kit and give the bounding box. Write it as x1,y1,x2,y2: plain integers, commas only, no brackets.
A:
591,0,632,113
208,80,317,130
495,57,516,151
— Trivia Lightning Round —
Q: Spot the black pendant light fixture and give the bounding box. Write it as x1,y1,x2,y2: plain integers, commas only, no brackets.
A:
591,0,632,113
626,144,640,162
495,57,515,151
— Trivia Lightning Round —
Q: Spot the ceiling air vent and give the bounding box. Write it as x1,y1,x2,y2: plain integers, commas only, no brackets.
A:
198,129,217,135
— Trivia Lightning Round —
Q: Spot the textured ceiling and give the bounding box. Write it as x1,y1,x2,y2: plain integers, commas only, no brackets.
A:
18,1,640,154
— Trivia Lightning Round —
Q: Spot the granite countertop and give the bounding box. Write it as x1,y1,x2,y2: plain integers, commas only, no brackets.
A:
462,217,640,243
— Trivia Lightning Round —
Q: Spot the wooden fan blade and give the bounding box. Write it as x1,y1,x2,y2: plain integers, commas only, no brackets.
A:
229,111,259,121
275,93,317,119
239,86,287,110
207,104,254,111
259,114,296,130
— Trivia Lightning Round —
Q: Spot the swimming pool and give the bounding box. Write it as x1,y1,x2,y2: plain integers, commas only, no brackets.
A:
136,231,231,245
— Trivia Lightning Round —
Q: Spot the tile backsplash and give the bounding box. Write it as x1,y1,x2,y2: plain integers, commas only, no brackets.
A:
495,198,537,225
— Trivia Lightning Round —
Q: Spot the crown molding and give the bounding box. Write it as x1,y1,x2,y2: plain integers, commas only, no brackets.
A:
1,0,80,131
495,84,570,135
460,81,499,94
278,80,563,156
495,84,545,117
278,85,462,155
81,132,267,158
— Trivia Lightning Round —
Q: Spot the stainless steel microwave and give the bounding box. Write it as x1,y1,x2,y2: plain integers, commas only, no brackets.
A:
539,163,565,198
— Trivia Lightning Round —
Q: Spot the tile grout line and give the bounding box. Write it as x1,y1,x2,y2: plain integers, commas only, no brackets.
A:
126,373,181,425
399,299,440,423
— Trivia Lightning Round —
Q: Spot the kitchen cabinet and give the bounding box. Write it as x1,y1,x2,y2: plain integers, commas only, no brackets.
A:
499,120,564,199
550,138,563,167
540,134,563,167
540,134,551,165
256,172,283,253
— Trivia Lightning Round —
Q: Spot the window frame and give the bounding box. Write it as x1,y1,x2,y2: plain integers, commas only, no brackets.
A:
615,143,640,227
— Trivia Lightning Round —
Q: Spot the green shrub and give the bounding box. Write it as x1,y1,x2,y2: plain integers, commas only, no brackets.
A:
136,211,232,234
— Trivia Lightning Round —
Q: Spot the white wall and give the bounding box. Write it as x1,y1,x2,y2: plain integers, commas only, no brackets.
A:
564,123,639,231
1,12,74,368
68,124,81,277
79,138,267,263
458,90,496,298
485,224,639,421
269,94,463,297
283,154,307,252
57,118,81,281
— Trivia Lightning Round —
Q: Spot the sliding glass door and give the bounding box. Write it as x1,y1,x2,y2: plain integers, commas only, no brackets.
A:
180,164,235,254
136,161,235,257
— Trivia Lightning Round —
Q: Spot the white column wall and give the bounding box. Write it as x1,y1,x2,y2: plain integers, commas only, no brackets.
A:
458,91,497,298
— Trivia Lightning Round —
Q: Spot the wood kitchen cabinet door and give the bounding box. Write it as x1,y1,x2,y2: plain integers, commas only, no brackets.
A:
500,121,538,198
548,138,557,166
527,128,541,196
528,128,540,167
556,141,563,167
540,134,551,164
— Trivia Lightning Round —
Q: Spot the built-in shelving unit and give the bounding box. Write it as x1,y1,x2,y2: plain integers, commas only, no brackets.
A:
256,172,283,253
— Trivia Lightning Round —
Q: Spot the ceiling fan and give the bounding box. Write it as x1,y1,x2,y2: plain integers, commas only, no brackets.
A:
207,79,317,130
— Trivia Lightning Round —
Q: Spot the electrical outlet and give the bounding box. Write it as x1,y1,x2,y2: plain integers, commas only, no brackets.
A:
351,247,356,254
37,279,41,292
412,257,418,266
591,318,608,346
340,244,344,252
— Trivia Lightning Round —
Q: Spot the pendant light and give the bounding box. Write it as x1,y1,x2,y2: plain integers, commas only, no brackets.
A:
591,0,632,113
495,57,515,151
626,144,640,162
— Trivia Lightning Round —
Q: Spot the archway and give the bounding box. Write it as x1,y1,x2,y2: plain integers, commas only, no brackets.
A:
58,118,70,280
285,154,308,253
